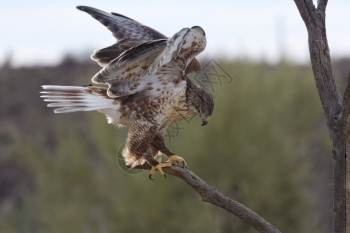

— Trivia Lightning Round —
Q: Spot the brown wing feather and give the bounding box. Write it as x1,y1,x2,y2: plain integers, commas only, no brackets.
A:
77,5,201,73
91,40,145,67
77,6,166,41
92,39,168,85
77,6,167,66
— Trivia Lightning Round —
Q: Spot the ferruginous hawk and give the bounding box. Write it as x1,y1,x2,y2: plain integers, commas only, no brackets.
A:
40,6,214,179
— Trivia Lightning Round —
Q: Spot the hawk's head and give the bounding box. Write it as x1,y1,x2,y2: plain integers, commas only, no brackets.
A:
186,80,214,126
197,88,214,126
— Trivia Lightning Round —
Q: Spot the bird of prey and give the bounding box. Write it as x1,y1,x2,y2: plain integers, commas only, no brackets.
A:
41,6,214,179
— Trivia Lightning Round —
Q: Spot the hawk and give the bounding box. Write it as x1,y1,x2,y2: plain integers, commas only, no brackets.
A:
41,6,214,179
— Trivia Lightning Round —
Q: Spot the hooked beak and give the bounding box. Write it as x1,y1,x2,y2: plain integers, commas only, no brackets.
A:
201,116,211,126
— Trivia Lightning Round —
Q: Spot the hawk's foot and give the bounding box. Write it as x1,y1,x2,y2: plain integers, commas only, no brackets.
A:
149,158,171,180
167,155,187,168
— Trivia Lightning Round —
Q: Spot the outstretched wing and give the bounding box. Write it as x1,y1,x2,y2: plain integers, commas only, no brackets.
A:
77,6,166,41
93,28,189,84
77,6,201,74
77,6,166,66
93,26,206,98
94,28,191,97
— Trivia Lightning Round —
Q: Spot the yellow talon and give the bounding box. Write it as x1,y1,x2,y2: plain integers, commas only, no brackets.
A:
167,155,187,168
149,158,171,180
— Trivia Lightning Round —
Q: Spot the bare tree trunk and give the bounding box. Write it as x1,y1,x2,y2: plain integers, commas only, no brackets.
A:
293,0,348,232
344,71,350,233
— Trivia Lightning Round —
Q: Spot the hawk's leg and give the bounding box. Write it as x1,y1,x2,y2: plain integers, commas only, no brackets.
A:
152,134,187,168
127,121,172,179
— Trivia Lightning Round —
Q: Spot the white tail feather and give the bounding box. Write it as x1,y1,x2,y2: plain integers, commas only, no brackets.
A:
40,85,115,113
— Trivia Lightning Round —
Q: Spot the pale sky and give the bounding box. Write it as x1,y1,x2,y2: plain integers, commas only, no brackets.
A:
1,0,350,66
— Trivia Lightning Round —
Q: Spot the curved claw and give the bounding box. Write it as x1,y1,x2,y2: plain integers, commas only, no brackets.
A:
149,173,155,180
148,162,171,180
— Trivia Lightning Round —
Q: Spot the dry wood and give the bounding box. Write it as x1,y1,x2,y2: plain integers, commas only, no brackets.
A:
294,0,348,232
344,71,350,233
134,163,281,233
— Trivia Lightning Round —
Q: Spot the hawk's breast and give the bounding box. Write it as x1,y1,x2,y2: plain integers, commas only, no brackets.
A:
157,84,195,131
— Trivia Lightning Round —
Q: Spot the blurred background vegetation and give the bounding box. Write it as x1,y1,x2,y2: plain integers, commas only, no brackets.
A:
1,55,350,233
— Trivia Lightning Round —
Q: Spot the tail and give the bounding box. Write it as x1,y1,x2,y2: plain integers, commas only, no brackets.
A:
40,85,115,113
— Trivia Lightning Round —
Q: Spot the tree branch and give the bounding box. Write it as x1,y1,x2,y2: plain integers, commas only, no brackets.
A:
294,1,346,233
317,0,328,12
134,164,281,233
344,71,350,119
344,71,350,233
294,0,342,119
